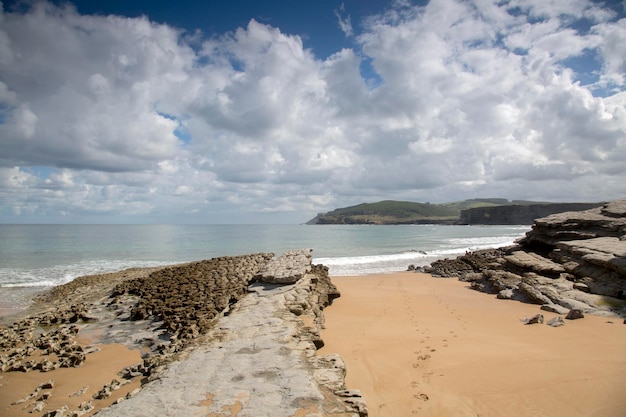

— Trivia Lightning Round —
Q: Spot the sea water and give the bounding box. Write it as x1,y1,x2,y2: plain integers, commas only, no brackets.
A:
0,224,529,308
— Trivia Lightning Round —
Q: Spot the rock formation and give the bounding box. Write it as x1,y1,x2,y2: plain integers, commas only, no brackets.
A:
459,202,603,225
0,251,365,417
421,199,626,318
256,249,313,284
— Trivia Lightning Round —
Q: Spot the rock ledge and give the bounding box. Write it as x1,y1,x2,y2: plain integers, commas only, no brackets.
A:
420,199,626,319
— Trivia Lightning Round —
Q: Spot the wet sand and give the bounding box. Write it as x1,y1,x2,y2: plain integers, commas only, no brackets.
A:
0,344,141,417
319,272,626,417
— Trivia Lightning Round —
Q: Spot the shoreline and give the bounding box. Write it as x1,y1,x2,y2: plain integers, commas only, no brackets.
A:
320,272,626,417
0,255,365,417
3,265,626,416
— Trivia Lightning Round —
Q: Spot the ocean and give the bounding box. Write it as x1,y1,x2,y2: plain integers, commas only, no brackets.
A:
0,224,530,309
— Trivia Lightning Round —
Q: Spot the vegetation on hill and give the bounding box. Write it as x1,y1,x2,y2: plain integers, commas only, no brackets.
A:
309,200,458,224
307,199,480,224
306,199,600,225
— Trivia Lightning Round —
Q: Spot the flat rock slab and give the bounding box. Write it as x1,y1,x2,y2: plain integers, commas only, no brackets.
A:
96,274,358,417
257,249,313,284
505,251,565,276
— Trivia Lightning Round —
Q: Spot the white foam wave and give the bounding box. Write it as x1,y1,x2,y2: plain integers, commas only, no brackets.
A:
0,260,173,288
315,236,521,276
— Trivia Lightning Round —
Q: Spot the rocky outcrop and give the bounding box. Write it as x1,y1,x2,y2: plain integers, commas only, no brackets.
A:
459,202,603,225
110,253,274,354
256,249,313,284
421,199,626,318
1,251,365,417
96,257,365,417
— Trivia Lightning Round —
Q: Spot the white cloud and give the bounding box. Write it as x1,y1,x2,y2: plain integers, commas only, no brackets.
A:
335,3,354,37
0,0,625,223
594,17,626,87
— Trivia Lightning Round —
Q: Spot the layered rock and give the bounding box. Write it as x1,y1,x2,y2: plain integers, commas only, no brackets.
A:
256,249,313,284
422,199,626,318
1,251,365,417
97,262,364,417
459,202,603,225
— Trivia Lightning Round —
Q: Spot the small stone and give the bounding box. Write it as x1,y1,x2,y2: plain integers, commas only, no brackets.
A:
497,289,514,299
566,309,585,320
38,391,53,401
93,386,111,400
79,400,94,413
523,314,544,325
30,401,45,413
547,316,565,327
39,380,55,390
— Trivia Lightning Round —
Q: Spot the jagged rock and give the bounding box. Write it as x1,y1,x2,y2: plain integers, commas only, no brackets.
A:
42,406,68,417
39,380,55,390
523,314,544,324
256,249,313,284
517,282,552,305
96,266,361,417
79,401,94,414
566,309,585,320
505,251,565,278
425,199,626,318
497,289,514,299
484,270,522,292
547,316,565,327
31,400,46,413
93,385,112,400
540,304,570,315
111,253,274,355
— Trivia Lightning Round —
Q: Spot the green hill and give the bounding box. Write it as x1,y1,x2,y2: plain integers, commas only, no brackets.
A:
307,200,461,224
306,199,602,225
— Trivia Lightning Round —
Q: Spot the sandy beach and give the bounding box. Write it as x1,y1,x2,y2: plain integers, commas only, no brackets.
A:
319,272,626,417
2,269,626,417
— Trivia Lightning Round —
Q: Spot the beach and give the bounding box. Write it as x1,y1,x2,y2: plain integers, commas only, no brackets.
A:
2,268,626,416
320,272,626,417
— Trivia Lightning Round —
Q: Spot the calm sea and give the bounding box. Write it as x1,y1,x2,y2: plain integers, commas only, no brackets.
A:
0,224,529,309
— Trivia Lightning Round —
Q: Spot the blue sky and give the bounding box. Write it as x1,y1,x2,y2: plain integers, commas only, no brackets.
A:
0,0,625,223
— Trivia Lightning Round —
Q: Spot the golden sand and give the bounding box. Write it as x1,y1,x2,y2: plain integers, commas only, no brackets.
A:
0,344,141,417
319,272,626,417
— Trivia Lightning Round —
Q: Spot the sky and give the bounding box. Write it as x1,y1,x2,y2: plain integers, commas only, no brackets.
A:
0,0,625,224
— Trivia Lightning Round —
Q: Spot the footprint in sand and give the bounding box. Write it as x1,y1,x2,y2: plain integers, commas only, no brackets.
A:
414,393,429,401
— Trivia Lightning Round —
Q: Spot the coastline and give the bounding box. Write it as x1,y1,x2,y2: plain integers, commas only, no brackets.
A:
320,272,626,417
0,256,364,417
2,265,626,416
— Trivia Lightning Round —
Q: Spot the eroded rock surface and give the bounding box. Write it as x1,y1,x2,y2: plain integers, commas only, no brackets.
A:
97,263,364,417
1,251,365,417
420,199,626,319
256,249,313,284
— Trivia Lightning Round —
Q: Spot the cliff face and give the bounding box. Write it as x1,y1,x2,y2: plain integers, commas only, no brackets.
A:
308,200,604,225
424,199,626,318
459,202,604,225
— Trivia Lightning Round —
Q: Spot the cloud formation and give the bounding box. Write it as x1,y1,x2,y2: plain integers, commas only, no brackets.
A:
0,0,625,223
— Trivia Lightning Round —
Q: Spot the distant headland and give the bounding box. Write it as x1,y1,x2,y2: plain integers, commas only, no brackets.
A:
306,199,604,225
